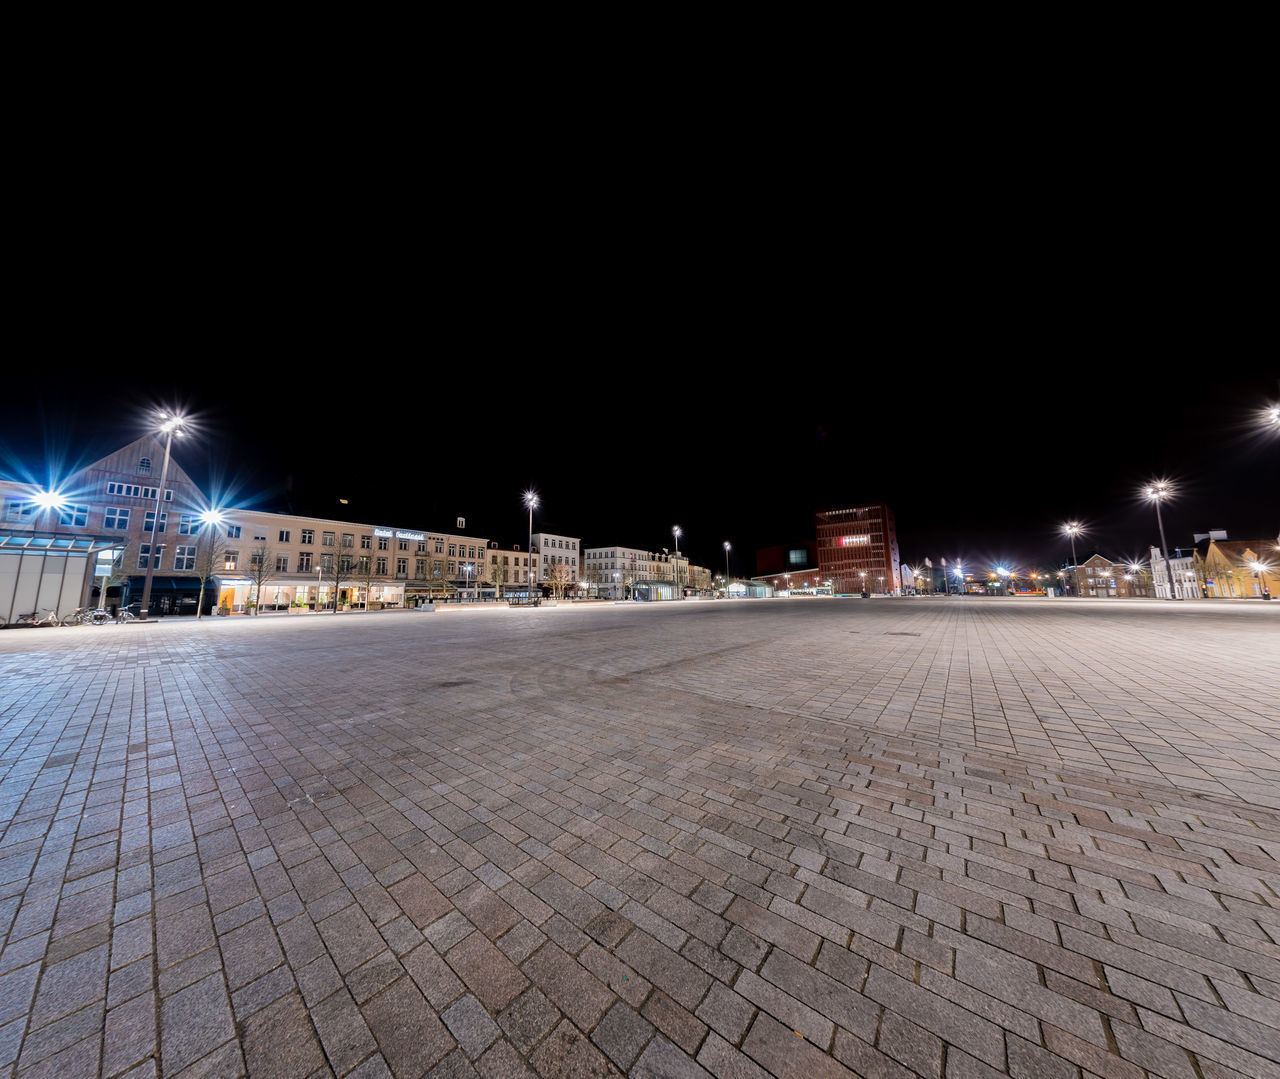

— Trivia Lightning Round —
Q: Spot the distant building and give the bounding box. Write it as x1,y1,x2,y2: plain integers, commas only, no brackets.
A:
1149,545,1201,599
1067,554,1152,598
816,504,900,596
1202,538,1279,598
531,532,580,589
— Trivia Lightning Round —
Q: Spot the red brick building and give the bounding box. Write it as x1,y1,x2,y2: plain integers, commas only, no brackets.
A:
816,504,900,595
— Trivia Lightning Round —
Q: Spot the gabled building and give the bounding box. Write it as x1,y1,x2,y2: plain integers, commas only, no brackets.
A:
1202,538,1279,599
1068,554,1152,598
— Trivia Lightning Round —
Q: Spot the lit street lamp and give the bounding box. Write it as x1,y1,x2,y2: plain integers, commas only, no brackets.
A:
1144,481,1178,601
1062,522,1083,597
859,570,867,596
524,491,538,591
673,526,683,599
139,413,186,620
1249,560,1273,600
996,566,1010,596
723,541,731,597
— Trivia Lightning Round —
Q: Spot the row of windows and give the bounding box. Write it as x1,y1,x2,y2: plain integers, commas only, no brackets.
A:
106,482,173,501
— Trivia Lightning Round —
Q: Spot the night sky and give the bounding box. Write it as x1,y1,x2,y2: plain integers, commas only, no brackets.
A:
5,359,1276,579
6,120,1276,577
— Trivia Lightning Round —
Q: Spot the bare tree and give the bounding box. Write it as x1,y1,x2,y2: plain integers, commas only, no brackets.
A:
324,548,355,611
193,528,229,619
247,543,276,615
547,560,572,600
490,556,509,594
353,554,381,611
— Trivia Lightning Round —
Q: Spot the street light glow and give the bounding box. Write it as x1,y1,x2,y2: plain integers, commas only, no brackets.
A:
32,490,67,510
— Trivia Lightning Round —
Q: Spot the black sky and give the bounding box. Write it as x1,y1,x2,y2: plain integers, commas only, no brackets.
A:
6,88,1276,575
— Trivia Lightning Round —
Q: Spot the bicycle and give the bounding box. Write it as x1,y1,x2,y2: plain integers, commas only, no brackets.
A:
115,609,139,624
14,609,62,628
63,607,112,626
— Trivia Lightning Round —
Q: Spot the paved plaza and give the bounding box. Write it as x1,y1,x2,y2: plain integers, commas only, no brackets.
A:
1,596,1279,1079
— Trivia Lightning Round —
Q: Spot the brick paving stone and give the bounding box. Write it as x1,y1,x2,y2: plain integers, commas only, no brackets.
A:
362,976,455,1077
4,598,1280,1077
591,1000,655,1071
444,993,503,1059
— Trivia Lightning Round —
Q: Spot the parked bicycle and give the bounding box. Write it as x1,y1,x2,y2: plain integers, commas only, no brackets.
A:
115,608,139,623
13,609,62,628
63,607,112,626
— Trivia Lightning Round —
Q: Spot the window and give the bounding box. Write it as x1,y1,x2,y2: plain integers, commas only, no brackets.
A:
435,541,444,554
343,533,354,548
417,541,426,554
300,529,314,544
416,559,426,578
107,482,141,497
468,546,476,559
226,524,241,539
376,557,387,574
297,552,312,572
397,558,407,575
178,514,201,535
225,550,239,570
320,553,334,573
340,555,352,573
104,507,130,530
59,505,89,528
278,529,291,543
138,544,164,569
138,457,151,474
250,550,266,568
275,554,289,572
361,534,371,549
447,561,456,574
322,532,335,546
378,536,389,551
4,499,34,522
144,511,168,534
175,545,196,571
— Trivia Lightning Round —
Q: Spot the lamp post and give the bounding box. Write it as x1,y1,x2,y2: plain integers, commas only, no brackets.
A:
524,491,538,591
614,572,620,599
723,541,731,597
859,570,866,597
139,413,185,620
1062,522,1083,598
996,567,1010,596
1144,482,1178,601
954,560,964,596
1249,561,1273,600
673,526,682,599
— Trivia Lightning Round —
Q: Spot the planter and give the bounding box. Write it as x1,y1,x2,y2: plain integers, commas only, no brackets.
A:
217,609,230,617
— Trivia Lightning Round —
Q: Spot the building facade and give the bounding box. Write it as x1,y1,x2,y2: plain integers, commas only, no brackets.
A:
1,437,495,617
1202,538,1279,598
815,505,900,597
1148,545,1202,599
530,532,580,589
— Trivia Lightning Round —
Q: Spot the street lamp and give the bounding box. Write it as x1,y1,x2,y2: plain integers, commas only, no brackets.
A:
723,541,731,597
996,566,1010,596
859,570,867,596
953,561,964,595
1143,481,1178,601
464,562,475,602
673,526,683,599
1062,522,1083,598
139,412,186,620
524,491,538,590
613,571,620,599
1249,560,1273,600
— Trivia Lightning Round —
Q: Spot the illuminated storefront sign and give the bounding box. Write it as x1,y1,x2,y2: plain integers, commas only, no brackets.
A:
840,535,870,545
374,527,426,542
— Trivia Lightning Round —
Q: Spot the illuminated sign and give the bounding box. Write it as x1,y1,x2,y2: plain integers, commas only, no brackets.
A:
374,527,426,542
841,536,870,545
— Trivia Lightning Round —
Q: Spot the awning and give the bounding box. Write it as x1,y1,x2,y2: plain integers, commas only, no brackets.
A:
0,529,126,554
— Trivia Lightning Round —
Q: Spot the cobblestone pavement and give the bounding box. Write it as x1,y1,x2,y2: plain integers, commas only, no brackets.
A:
1,597,1279,1079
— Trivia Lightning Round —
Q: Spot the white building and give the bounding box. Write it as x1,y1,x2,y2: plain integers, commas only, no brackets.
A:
530,532,580,589
1149,545,1201,599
